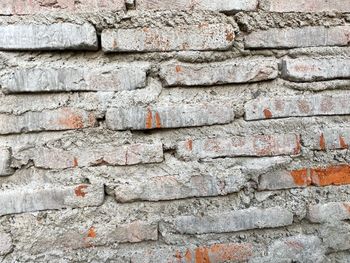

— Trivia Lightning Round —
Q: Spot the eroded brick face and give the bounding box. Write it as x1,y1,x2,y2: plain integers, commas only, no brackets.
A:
1,0,350,261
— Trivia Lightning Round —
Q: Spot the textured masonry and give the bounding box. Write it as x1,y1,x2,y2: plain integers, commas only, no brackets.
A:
102,24,235,52
0,23,98,51
160,58,278,86
1,0,350,261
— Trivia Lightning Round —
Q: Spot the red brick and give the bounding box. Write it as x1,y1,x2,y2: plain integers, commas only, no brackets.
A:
259,164,350,190
176,243,253,263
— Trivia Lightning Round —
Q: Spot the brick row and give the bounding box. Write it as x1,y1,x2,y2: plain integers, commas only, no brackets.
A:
132,243,253,263
0,147,13,176
259,164,350,190
2,64,149,93
245,26,350,49
0,184,104,216
15,142,163,169
164,207,293,234
114,169,245,202
177,134,301,160
160,58,278,86
308,202,350,223
245,94,350,121
0,23,97,51
13,220,157,253
0,0,126,15
135,0,258,12
0,108,96,135
102,23,235,52
106,103,234,130
262,0,350,13
282,58,350,82
305,128,350,151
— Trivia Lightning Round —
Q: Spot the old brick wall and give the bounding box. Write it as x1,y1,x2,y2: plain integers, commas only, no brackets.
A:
0,0,349,262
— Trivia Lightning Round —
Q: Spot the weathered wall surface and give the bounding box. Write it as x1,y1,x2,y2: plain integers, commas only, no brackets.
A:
0,0,350,262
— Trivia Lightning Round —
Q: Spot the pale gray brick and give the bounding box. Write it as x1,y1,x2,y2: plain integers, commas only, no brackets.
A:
2,64,148,93
245,94,350,120
15,142,163,169
177,134,301,160
136,0,258,12
282,58,350,82
0,108,96,135
0,184,104,216
308,202,350,223
0,23,97,51
0,147,13,176
102,24,235,52
106,103,234,130
245,26,350,49
114,168,245,202
165,207,293,234
263,0,350,12
160,58,278,86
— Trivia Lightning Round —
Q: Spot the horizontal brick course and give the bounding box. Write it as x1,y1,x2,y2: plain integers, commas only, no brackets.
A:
245,94,350,121
0,147,13,176
165,207,293,234
106,103,234,130
245,26,350,49
282,58,350,82
0,108,96,135
177,134,301,160
114,169,245,202
0,23,97,51
0,184,104,216
308,202,350,223
15,142,163,169
176,243,254,263
102,23,235,52
259,164,350,190
2,64,149,93
0,0,126,15
306,128,350,151
136,0,258,12
263,0,350,13
160,58,278,86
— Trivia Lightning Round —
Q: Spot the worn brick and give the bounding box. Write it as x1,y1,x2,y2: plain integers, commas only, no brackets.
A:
0,0,125,15
0,23,97,51
175,243,253,263
2,64,149,93
106,103,234,130
0,233,12,256
320,222,350,252
245,94,350,121
267,235,325,263
282,58,350,82
0,147,13,176
136,0,258,12
259,164,350,190
177,134,301,160
165,207,293,234
263,0,350,13
114,169,245,202
101,23,235,52
0,184,104,216
15,142,163,169
160,58,278,86
308,202,350,223
14,220,157,254
305,128,350,151
245,26,350,49
0,108,96,135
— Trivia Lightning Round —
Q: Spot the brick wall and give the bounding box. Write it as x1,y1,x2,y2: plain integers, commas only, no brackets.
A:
0,0,349,262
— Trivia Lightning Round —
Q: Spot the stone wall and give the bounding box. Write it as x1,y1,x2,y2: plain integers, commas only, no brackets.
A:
0,0,349,262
